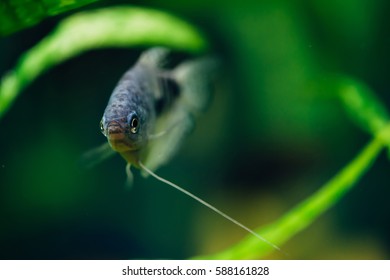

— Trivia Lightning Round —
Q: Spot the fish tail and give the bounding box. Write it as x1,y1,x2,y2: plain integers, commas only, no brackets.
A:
173,57,219,114
137,47,170,67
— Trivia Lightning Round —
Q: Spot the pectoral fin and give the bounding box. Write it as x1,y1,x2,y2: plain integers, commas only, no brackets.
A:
141,105,194,176
80,142,115,169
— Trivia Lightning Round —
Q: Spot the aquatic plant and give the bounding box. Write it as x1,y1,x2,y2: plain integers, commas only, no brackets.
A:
1,5,389,259
0,0,99,35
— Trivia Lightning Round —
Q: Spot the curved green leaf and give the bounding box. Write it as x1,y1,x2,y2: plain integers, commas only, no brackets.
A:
0,6,209,120
338,77,389,137
194,124,390,259
0,0,99,36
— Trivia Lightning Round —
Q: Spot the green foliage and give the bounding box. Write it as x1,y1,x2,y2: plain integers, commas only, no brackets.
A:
0,0,99,36
1,4,389,259
194,75,390,259
337,77,390,137
195,127,390,259
0,6,208,120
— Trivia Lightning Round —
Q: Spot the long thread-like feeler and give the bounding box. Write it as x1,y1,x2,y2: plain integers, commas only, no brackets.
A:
138,161,283,253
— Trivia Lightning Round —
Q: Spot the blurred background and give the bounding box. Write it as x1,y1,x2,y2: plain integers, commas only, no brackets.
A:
1,0,390,259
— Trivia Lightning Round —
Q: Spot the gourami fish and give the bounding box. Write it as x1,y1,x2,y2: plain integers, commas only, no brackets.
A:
99,48,210,180
91,48,281,252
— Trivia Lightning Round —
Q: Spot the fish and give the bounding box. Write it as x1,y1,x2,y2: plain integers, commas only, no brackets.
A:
87,48,282,253
97,48,212,180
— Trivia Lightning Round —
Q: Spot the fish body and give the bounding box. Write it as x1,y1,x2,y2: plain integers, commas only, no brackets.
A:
100,55,158,166
99,48,214,172
94,49,282,252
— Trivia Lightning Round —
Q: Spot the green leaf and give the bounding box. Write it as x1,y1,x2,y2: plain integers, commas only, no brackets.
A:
337,77,390,137
193,126,390,259
191,74,390,259
0,0,99,36
0,6,209,120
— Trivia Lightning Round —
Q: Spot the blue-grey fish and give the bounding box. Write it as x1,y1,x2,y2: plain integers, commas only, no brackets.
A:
98,48,212,179
88,48,281,253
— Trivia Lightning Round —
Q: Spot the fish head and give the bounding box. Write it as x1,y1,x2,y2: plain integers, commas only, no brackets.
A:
100,106,148,153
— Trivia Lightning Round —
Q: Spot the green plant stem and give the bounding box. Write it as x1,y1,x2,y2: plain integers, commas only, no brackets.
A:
194,126,390,259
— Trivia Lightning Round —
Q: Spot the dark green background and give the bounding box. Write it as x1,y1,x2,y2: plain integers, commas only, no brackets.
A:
1,0,390,259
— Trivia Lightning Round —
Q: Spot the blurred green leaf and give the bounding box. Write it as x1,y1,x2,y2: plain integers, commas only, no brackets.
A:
0,6,209,120
337,77,390,137
194,125,390,259
0,0,99,36
192,72,390,259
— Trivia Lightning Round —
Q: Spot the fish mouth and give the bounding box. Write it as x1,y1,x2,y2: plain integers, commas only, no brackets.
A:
106,122,136,152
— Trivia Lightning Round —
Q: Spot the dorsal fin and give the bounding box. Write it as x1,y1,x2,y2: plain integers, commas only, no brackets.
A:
137,47,170,68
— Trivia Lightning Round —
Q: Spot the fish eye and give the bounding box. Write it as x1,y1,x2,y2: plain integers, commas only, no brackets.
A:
128,115,139,134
